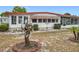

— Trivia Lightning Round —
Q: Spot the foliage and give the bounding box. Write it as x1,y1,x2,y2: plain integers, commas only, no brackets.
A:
32,24,39,31
0,13,5,17
53,24,61,29
70,27,77,32
70,27,79,32
64,13,71,15
12,6,27,12
0,23,9,31
70,27,79,40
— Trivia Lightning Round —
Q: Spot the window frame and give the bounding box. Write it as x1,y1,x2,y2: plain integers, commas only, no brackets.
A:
32,19,37,23
24,16,28,24
48,19,51,23
18,16,22,24
38,19,42,23
11,16,17,24
43,19,47,23
55,19,58,22
52,19,55,23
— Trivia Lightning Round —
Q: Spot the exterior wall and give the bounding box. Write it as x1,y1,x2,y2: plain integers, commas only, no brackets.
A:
31,14,61,30
61,17,79,29
32,20,60,30
2,13,79,31
7,13,62,31
8,15,30,30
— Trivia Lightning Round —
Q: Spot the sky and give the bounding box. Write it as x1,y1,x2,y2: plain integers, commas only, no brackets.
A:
0,6,79,15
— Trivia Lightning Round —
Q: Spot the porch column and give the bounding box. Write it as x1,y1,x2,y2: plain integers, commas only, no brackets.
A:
16,16,19,30
28,15,31,24
37,18,38,23
9,16,12,28
70,17,71,25
58,16,61,24
21,16,24,28
22,16,24,25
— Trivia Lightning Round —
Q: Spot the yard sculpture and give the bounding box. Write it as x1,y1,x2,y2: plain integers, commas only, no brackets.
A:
12,23,41,52
24,23,31,47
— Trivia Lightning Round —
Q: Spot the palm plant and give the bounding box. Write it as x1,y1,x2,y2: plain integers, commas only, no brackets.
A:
70,27,79,40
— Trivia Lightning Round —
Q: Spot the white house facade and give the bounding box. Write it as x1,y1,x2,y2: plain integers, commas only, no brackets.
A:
0,12,79,31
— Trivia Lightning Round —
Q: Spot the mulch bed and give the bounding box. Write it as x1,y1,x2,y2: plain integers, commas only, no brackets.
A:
69,37,79,43
12,41,41,52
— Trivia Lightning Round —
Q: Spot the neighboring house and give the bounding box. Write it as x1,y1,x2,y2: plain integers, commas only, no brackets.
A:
0,12,79,31
0,16,8,24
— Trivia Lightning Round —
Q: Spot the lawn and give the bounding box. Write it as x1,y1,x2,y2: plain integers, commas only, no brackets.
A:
0,30,79,52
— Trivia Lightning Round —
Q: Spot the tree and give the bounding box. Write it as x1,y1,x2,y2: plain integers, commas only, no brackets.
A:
0,11,10,17
12,6,27,12
0,13,5,17
21,23,32,47
22,7,26,12
64,13,71,15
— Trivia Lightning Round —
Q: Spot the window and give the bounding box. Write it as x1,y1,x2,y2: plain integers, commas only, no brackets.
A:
32,19,37,23
52,19,55,22
71,19,78,24
3,19,6,22
48,19,51,22
24,16,28,24
38,19,42,23
61,17,67,26
56,19,58,22
74,19,78,24
11,16,16,24
43,19,47,23
0,19,2,23
66,19,71,25
18,16,22,24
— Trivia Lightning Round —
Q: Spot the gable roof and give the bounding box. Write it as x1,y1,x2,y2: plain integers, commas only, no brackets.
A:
3,12,63,16
3,12,79,18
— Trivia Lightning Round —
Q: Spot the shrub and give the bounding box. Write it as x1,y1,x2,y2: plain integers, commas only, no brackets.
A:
32,24,39,31
0,23,9,31
70,27,79,40
53,24,61,29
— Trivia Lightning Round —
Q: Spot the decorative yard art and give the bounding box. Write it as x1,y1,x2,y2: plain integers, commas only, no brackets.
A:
12,21,41,52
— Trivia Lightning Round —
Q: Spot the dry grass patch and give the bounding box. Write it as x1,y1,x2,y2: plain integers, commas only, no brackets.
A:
30,30,79,52
0,34,23,51
0,30,79,52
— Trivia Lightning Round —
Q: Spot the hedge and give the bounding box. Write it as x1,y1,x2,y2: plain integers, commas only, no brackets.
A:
32,24,39,31
53,24,61,29
0,23,9,31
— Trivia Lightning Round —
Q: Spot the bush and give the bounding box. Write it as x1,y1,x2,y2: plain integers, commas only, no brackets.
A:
0,23,9,31
70,27,79,40
32,24,39,31
53,24,61,29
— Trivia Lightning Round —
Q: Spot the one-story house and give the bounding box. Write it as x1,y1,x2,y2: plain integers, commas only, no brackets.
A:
0,12,79,31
